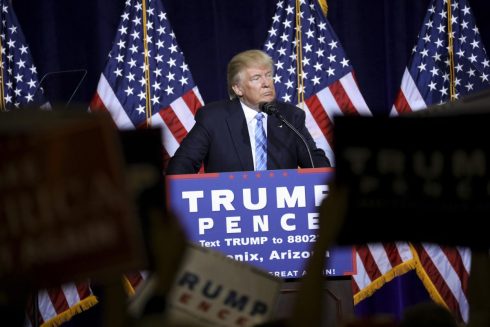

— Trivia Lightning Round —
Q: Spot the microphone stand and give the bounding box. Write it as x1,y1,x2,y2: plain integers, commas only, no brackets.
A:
32,69,87,109
260,102,316,168
33,292,39,327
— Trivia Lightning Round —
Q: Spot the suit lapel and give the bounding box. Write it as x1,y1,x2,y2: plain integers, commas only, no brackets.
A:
226,100,254,171
266,114,286,170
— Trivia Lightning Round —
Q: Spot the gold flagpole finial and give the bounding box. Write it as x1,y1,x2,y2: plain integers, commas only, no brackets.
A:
318,0,328,16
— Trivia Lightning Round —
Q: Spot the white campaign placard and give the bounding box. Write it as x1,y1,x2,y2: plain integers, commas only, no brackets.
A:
164,244,283,327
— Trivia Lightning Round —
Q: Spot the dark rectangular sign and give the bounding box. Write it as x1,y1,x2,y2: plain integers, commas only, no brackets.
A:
333,114,490,249
0,111,146,288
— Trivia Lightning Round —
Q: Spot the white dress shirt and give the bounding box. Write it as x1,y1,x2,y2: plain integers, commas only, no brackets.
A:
240,102,268,170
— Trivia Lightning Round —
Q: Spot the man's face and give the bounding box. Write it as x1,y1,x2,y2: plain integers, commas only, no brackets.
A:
232,65,276,110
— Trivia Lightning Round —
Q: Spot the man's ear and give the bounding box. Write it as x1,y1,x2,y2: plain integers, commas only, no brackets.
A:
232,84,243,97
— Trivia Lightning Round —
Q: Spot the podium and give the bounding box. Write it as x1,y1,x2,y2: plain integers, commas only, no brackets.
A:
274,278,353,327
166,168,355,326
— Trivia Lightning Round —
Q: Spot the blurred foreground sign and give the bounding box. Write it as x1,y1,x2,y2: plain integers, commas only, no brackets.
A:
334,114,490,249
0,110,145,288
163,244,282,327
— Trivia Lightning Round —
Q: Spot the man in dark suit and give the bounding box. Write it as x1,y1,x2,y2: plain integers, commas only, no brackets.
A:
166,49,330,174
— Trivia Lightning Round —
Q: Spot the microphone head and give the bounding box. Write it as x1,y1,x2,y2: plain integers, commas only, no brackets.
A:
259,101,278,115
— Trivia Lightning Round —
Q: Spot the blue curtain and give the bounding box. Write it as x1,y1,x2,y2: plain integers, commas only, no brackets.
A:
13,0,490,114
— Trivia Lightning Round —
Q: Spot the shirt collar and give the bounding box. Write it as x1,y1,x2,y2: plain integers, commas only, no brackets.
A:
240,101,265,124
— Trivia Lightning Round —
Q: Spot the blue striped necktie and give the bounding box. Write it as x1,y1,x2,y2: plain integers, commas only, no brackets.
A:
255,113,267,171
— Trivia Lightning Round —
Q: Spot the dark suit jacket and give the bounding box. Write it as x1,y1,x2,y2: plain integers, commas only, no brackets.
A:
166,99,330,174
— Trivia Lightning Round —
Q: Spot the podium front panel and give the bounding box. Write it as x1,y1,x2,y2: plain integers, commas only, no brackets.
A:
167,168,355,278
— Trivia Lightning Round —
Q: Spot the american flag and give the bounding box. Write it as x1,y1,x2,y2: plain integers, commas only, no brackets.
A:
390,0,488,323
391,0,490,114
89,0,203,168
89,0,203,293
262,0,370,165
351,243,416,305
25,282,97,327
0,0,46,110
0,1,97,326
262,0,418,313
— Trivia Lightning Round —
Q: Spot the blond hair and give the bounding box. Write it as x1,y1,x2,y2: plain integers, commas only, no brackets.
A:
227,49,274,99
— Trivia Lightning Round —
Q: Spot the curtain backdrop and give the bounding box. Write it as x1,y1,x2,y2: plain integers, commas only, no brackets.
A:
13,0,490,114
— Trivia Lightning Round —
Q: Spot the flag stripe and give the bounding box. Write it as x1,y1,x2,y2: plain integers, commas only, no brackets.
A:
391,89,411,115
76,282,91,299
93,74,135,129
125,272,145,294
397,67,426,112
302,101,334,162
181,86,203,115
384,243,403,267
352,253,370,291
356,245,382,280
48,288,69,314
458,247,472,277
369,243,396,275
329,79,358,116
305,93,333,145
415,244,463,322
314,85,344,122
339,73,370,115
168,92,197,132
152,112,182,157
351,272,361,294
61,284,81,309
38,290,57,322
397,242,415,262
423,245,469,321
441,246,469,294
159,105,188,143
89,92,109,113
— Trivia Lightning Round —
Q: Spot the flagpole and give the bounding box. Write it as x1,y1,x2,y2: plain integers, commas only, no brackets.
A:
447,0,456,101
142,0,153,127
0,25,5,111
295,0,305,107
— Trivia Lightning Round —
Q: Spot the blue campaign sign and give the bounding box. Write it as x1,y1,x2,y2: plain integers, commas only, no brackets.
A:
166,168,355,278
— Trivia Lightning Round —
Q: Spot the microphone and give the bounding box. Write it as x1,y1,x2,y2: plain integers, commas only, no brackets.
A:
259,101,315,168
260,101,279,116
33,69,88,109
